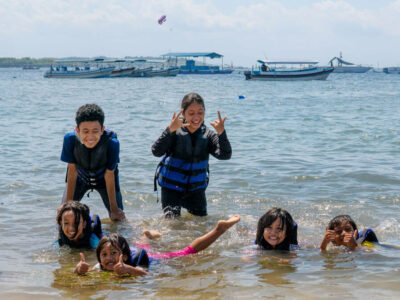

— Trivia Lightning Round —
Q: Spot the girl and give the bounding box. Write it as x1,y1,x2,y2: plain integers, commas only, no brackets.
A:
255,207,298,251
152,93,232,217
57,201,103,249
74,215,240,276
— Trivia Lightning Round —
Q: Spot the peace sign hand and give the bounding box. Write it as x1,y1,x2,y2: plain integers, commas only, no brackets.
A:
210,111,227,135
74,253,90,275
169,110,190,133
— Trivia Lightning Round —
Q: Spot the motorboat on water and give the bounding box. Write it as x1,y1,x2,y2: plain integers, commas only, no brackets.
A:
244,60,333,81
44,58,114,78
383,67,400,74
328,53,372,73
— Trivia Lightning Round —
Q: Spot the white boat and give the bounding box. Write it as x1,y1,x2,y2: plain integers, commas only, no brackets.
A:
329,53,372,73
145,67,179,77
44,58,114,78
244,60,333,81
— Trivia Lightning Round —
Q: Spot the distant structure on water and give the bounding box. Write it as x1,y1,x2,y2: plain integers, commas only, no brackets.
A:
329,52,372,73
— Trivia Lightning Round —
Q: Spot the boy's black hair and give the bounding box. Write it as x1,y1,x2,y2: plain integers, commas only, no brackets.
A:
57,201,91,244
328,215,357,231
181,93,205,113
96,233,131,270
75,104,105,128
256,207,298,251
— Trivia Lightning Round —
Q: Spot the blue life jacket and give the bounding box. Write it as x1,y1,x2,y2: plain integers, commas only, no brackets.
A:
128,246,150,267
73,130,117,187
356,228,379,245
155,125,210,193
58,214,103,249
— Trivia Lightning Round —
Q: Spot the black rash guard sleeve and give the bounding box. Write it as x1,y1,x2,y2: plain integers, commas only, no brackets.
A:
152,127,176,157
208,130,232,160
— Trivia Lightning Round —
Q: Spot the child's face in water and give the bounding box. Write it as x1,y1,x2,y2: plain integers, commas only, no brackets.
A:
183,102,205,133
263,218,286,247
99,242,127,271
332,221,357,246
61,210,86,241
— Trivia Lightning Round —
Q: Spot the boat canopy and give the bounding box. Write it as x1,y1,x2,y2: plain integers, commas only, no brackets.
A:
329,57,354,66
258,60,318,65
161,52,224,59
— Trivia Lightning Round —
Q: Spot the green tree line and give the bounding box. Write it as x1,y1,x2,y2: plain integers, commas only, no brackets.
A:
0,57,55,67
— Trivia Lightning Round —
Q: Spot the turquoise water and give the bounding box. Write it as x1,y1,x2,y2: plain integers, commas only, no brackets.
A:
0,68,400,299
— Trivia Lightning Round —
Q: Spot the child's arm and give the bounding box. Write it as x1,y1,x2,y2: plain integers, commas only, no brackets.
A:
64,163,78,201
104,169,125,222
320,227,336,250
74,253,91,275
114,255,149,276
343,231,358,250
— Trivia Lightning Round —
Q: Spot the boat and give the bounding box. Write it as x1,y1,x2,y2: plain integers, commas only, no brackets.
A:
328,53,372,73
44,65,115,78
130,67,153,77
145,66,179,77
22,65,40,70
382,67,400,74
44,58,114,78
110,66,136,77
244,60,334,81
161,52,233,74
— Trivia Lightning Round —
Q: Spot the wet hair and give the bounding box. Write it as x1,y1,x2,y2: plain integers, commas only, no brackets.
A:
75,104,105,128
57,201,91,242
328,215,357,231
256,207,298,251
96,233,131,270
181,93,205,113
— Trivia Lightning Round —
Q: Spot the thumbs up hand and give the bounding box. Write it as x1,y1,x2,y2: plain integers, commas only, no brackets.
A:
74,253,90,275
114,254,149,276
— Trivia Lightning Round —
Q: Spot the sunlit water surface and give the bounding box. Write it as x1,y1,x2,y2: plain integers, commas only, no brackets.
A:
0,68,400,299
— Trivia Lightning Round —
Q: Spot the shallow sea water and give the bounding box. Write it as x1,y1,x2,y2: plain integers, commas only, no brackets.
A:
0,68,400,299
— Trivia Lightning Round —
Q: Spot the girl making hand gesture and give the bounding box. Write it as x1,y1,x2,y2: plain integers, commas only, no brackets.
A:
152,93,232,217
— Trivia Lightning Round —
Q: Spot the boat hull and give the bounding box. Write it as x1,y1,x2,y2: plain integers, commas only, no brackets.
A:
44,67,114,78
383,67,400,74
110,67,136,77
130,67,153,77
332,66,372,73
146,67,180,77
245,67,334,81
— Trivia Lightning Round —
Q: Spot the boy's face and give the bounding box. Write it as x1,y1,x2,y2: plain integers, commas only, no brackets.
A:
263,218,287,248
61,210,86,241
332,221,357,246
76,121,104,149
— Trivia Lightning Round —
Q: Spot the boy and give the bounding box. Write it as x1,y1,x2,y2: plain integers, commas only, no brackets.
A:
61,104,125,222
320,215,378,251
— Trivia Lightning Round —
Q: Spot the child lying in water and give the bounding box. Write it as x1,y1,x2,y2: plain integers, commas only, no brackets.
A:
57,201,103,249
320,214,379,251
74,215,240,276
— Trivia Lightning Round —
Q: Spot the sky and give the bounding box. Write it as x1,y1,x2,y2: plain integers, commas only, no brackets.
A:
1,0,400,67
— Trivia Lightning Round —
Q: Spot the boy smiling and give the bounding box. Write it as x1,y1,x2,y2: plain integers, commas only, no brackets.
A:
61,104,125,221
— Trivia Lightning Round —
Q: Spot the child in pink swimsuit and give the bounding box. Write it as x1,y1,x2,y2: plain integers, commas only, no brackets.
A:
74,215,240,276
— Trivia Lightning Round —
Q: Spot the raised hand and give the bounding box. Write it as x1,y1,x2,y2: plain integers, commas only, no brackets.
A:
74,253,90,275
343,230,358,250
320,227,336,250
210,111,227,135
169,110,190,133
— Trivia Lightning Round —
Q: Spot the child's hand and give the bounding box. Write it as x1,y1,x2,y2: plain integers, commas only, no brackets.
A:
210,111,227,135
74,253,90,275
114,254,149,276
342,230,358,250
169,110,190,133
320,227,336,250
109,208,126,222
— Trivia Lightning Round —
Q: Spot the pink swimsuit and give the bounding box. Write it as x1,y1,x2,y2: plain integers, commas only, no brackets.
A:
136,243,198,260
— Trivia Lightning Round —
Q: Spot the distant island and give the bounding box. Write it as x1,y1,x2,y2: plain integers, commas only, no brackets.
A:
0,57,55,68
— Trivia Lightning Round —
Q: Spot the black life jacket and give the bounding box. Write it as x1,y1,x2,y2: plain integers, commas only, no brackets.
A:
73,130,116,186
128,246,150,267
58,214,103,249
155,125,210,193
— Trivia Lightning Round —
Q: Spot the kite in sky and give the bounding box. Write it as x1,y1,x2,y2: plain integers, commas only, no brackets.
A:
158,15,167,25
